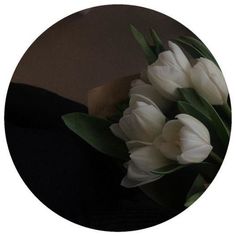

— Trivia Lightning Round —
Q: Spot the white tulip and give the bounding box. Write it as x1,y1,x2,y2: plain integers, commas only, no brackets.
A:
110,99,170,187
121,146,173,188
129,79,171,112
147,41,192,100
110,100,165,144
190,57,228,105
155,114,212,164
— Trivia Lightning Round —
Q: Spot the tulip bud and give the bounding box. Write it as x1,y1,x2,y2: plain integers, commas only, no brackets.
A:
129,79,171,112
110,100,165,144
190,57,228,105
121,146,172,188
110,96,169,188
155,114,213,164
147,41,192,100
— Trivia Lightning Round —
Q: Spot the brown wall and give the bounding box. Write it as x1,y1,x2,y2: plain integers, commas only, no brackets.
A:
12,5,195,105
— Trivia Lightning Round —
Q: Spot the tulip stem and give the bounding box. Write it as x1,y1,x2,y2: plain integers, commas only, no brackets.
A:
209,151,223,164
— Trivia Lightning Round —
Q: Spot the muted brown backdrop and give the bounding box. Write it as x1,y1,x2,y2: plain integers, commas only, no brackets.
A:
11,5,195,105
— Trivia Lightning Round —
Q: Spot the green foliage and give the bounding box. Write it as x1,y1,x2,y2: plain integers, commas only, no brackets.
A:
152,164,185,175
152,162,218,182
130,24,157,64
175,36,219,67
178,88,229,151
62,112,129,161
184,174,206,207
108,99,129,123
184,191,204,207
130,25,165,64
150,28,165,55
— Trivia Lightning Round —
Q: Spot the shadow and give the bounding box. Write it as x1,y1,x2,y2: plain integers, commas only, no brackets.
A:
4,83,180,231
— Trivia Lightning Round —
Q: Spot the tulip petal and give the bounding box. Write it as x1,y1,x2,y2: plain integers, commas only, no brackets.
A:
157,50,179,67
198,57,228,91
129,146,172,172
176,114,210,144
178,144,213,164
130,79,146,87
148,65,190,100
147,42,191,101
121,161,161,188
126,140,152,150
155,120,183,161
161,120,183,141
129,94,159,110
120,106,162,142
132,105,165,139
180,136,206,152
123,100,149,115
168,41,192,73
119,101,166,142
119,114,143,140
197,58,228,104
191,62,224,105
159,142,181,161
129,80,170,111
180,126,209,152
110,123,128,141
150,65,191,87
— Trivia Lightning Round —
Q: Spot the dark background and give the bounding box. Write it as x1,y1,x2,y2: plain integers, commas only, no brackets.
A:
11,4,194,105
5,5,196,231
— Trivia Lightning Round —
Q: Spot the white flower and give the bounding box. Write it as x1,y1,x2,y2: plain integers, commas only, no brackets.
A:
110,99,170,187
110,100,165,144
155,114,213,164
121,146,173,188
147,41,192,100
129,79,171,112
190,57,228,105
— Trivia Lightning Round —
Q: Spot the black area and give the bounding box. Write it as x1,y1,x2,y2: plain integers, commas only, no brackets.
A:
5,83,180,231
5,83,88,129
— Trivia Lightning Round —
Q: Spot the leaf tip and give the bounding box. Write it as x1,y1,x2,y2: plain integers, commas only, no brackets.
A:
129,24,136,32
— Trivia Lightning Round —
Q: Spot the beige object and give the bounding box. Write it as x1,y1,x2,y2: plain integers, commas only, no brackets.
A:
88,74,139,118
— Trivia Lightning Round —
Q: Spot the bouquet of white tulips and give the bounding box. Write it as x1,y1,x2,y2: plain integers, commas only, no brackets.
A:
62,25,231,208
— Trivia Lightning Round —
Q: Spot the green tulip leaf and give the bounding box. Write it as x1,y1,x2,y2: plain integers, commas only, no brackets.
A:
178,88,211,119
184,191,204,207
140,167,199,208
214,104,231,129
152,162,217,180
178,88,230,148
175,36,219,67
130,24,157,64
178,100,226,157
185,174,206,207
152,164,186,175
107,99,130,123
196,160,219,182
175,38,205,57
184,37,214,58
177,101,212,128
186,174,206,198
180,36,218,66
198,97,230,147
150,28,165,55
62,112,129,160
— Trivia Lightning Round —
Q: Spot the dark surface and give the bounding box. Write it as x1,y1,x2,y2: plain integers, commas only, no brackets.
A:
5,83,181,231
